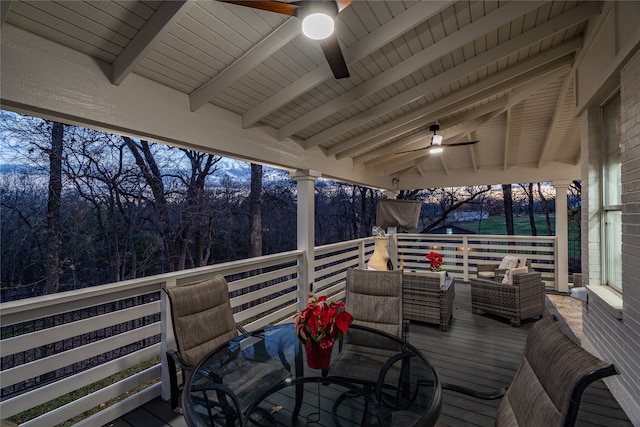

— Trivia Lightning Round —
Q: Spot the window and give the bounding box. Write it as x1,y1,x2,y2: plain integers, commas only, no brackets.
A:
602,92,622,292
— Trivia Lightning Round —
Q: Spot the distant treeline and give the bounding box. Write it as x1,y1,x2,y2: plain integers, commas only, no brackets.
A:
0,112,580,300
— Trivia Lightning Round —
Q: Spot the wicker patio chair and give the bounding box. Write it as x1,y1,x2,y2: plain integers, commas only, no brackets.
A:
477,258,532,281
445,317,617,427
163,275,292,414
470,271,544,326
402,271,454,331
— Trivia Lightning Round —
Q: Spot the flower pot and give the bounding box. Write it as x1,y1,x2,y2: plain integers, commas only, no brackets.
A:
305,340,333,369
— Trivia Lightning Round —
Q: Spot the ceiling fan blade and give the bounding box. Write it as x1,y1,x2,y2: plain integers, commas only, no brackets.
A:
219,1,300,16
441,140,479,147
395,147,429,155
335,0,353,12
319,33,350,79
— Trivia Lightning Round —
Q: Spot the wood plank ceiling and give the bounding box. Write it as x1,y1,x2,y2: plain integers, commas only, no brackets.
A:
1,1,598,190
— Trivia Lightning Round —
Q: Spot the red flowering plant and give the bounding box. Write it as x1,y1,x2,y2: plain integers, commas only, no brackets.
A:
293,294,354,350
426,251,444,271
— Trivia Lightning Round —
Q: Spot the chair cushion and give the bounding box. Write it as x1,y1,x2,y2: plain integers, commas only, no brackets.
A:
478,271,496,279
502,267,528,285
167,275,239,367
498,255,519,270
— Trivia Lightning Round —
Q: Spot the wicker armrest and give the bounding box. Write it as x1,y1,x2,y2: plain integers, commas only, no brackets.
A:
477,264,499,273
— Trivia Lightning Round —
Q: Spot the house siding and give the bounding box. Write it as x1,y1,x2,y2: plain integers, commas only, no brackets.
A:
582,48,640,425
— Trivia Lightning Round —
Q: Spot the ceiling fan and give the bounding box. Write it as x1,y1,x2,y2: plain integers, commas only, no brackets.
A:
220,1,351,79
396,124,479,154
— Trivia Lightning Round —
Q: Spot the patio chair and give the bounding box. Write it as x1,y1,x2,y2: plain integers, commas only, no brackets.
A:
163,275,292,414
328,269,413,410
470,271,544,326
477,256,531,281
445,317,617,427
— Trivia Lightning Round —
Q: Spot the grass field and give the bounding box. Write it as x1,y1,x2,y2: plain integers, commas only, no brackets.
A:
455,215,556,236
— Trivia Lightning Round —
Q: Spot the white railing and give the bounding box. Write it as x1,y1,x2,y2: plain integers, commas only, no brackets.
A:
396,233,557,287
0,251,304,427
0,234,556,426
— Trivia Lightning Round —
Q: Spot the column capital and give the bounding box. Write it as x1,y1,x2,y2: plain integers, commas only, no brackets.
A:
551,180,573,189
291,169,322,182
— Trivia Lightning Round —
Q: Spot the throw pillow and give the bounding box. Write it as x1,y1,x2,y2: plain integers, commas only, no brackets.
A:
501,267,529,285
498,255,519,270
517,257,528,268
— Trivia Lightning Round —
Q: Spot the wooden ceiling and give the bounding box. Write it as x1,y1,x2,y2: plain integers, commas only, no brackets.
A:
1,1,597,189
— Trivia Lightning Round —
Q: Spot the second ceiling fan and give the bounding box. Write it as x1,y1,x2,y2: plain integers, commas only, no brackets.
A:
220,1,352,79
396,124,479,154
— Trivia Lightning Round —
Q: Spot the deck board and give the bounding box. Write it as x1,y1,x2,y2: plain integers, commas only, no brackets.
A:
107,281,633,427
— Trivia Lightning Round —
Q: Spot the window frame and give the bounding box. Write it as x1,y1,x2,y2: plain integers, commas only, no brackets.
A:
600,91,622,293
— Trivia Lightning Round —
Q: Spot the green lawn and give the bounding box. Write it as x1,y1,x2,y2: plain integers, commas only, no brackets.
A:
456,215,556,236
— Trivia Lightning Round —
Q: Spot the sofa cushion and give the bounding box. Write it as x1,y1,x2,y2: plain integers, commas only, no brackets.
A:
478,271,496,279
502,267,529,285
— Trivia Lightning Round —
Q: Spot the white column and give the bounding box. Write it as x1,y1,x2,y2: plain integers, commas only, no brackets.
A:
552,180,572,292
382,190,399,270
293,170,321,308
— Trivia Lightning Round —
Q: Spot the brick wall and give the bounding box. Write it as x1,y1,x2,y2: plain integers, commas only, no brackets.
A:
582,48,640,424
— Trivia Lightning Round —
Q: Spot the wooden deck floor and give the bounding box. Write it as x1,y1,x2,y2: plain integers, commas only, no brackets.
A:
105,282,633,427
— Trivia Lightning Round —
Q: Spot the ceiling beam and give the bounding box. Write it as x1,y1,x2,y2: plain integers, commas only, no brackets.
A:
301,2,598,149
470,133,479,173
504,109,512,170
537,72,574,167
241,0,453,128
362,62,572,176
361,117,489,165
303,38,581,149
0,0,12,27
330,65,563,160
111,0,190,85
350,48,577,169
189,18,300,112
282,0,549,141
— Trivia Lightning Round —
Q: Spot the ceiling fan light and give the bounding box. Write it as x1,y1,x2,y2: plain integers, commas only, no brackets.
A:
429,146,443,154
431,134,443,145
302,13,334,40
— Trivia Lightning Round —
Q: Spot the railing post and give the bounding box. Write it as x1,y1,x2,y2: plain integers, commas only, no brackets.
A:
161,278,176,402
359,239,366,269
463,235,469,281
293,170,321,307
552,181,572,292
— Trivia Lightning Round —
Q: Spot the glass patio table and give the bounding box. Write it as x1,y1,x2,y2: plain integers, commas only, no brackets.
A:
182,323,441,427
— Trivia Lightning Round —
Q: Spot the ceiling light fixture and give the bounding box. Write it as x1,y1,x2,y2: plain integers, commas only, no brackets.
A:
429,124,443,153
301,2,337,40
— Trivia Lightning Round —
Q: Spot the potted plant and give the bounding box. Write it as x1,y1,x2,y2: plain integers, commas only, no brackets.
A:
293,294,353,369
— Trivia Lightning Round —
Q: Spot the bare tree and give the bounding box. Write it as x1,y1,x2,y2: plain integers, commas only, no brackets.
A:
502,184,515,235
44,122,64,294
249,163,263,258
422,186,492,232
519,183,538,236
537,182,553,235
123,139,220,271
